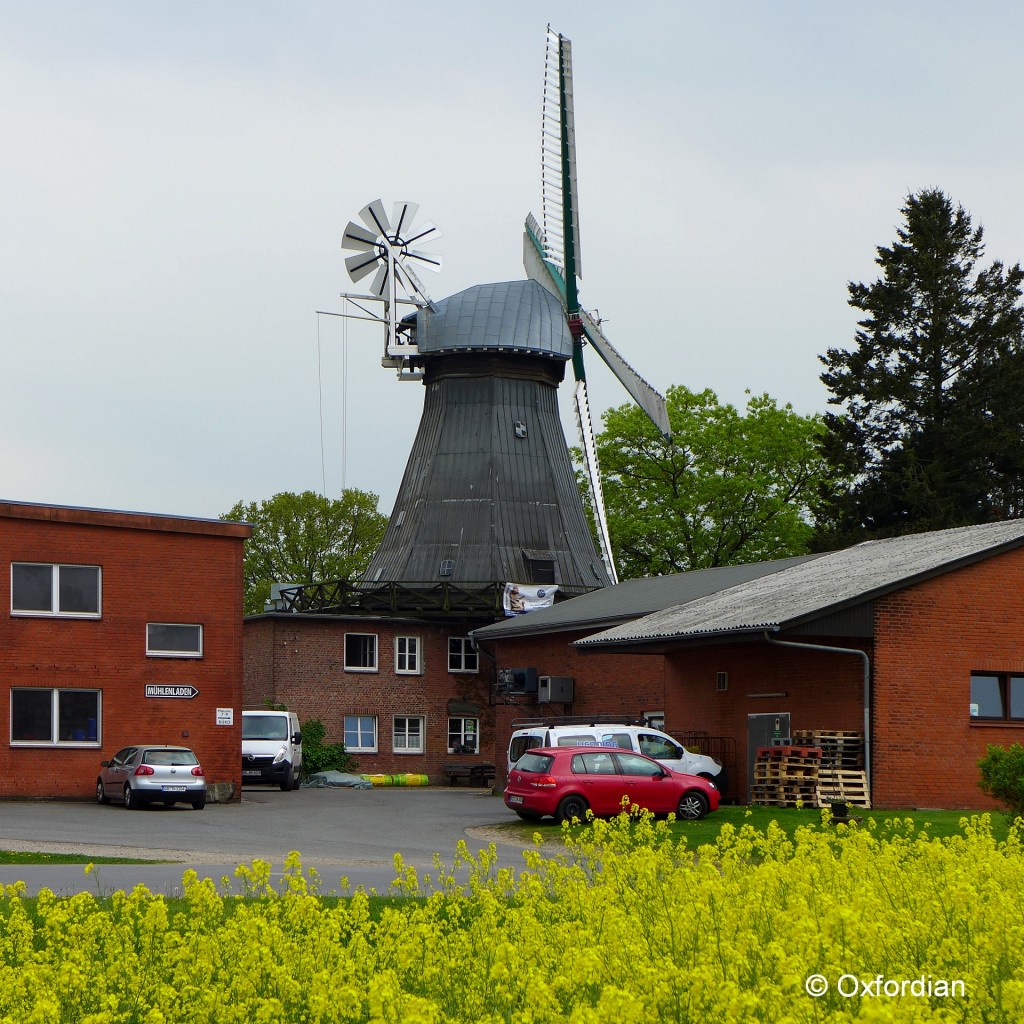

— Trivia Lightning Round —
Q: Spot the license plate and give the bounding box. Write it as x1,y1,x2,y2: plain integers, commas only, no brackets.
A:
507,795,524,805
242,770,262,777
161,786,187,792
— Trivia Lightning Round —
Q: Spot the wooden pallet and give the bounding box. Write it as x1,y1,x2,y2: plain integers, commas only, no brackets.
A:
815,768,871,809
793,731,865,768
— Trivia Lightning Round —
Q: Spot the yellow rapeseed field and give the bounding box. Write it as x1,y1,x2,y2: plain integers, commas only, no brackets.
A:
1,812,1022,1022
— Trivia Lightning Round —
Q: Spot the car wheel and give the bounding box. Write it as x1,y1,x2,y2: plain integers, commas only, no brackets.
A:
191,795,206,810
677,791,709,820
96,779,110,805
279,769,292,792
515,810,542,822
292,772,301,791
124,784,140,810
555,794,589,824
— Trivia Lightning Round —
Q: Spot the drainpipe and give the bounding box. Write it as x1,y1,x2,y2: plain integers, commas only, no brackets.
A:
763,630,871,796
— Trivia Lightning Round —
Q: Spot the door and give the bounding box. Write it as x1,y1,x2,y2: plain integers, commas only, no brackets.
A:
747,713,791,799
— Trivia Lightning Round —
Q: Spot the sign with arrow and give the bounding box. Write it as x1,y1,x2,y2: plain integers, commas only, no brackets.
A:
145,684,199,699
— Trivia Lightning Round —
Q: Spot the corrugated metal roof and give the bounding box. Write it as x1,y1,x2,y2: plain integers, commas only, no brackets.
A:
414,280,573,359
471,554,820,640
577,519,1024,648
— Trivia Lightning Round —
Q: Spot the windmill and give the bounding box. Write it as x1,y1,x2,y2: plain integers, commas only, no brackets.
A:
333,26,670,608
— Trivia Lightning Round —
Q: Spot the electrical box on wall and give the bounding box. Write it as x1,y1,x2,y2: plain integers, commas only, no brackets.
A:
497,667,539,695
538,675,574,703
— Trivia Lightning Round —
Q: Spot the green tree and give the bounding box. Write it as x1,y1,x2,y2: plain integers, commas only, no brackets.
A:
816,189,1024,547
223,489,388,614
590,385,833,579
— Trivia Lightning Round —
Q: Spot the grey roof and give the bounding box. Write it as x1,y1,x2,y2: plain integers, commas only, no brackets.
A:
577,519,1024,649
414,280,573,359
470,554,820,640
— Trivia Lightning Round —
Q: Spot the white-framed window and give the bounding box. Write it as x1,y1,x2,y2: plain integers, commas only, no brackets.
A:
344,715,377,752
344,633,378,672
395,636,422,675
11,563,101,618
644,710,666,731
11,688,101,745
146,623,203,658
448,637,479,674
448,717,479,754
393,715,425,754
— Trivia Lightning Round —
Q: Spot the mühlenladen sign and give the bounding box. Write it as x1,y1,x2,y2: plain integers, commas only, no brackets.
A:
145,684,200,699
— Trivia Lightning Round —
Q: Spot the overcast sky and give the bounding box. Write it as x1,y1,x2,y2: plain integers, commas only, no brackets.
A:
3,1,1023,522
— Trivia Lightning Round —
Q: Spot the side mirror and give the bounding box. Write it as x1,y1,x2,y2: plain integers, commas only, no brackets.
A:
293,732,302,745
100,760,110,767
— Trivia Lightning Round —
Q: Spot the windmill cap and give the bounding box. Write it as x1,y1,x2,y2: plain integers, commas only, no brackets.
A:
411,280,573,359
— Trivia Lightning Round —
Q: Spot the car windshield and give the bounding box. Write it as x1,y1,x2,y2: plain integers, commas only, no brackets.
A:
242,715,289,740
143,749,198,766
514,752,554,773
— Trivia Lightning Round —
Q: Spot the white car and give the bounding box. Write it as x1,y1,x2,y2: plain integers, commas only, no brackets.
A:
96,745,207,810
507,722,726,789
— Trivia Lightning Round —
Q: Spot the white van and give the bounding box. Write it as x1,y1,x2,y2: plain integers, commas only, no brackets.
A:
241,710,303,791
507,722,725,788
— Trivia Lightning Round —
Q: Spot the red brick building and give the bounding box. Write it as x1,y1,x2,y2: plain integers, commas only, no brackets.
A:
243,613,493,780
1,501,250,800
473,521,1024,810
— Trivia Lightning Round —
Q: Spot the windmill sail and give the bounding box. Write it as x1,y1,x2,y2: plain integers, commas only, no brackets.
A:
524,28,672,584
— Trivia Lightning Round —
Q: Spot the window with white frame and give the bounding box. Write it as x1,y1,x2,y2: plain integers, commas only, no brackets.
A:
448,636,479,673
11,563,101,617
395,636,422,674
11,688,101,745
448,716,479,754
344,715,377,752
393,715,425,754
344,633,378,672
147,623,203,658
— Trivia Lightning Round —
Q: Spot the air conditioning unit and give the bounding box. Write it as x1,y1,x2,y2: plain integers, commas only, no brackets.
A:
496,667,539,695
538,675,574,703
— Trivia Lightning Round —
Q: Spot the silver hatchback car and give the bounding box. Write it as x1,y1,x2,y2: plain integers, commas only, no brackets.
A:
96,745,207,810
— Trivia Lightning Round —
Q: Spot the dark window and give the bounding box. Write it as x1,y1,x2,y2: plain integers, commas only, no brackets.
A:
344,633,378,671
12,563,101,616
571,751,616,775
11,688,100,744
147,623,203,657
970,674,1024,721
448,637,479,673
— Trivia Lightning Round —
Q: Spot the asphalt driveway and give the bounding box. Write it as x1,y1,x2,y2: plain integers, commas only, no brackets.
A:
0,786,539,896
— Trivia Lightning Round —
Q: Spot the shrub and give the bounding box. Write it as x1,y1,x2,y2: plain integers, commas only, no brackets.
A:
299,718,356,779
978,742,1024,818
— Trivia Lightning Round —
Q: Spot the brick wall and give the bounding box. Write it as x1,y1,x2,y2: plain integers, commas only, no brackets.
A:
0,503,249,800
872,545,1024,809
243,615,493,782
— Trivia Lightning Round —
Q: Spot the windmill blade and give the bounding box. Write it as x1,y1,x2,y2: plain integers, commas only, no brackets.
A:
579,309,672,439
359,199,391,238
402,221,442,249
523,213,568,304
341,221,379,251
574,379,617,584
405,247,443,272
345,251,382,283
389,201,419,238
369,262,390,298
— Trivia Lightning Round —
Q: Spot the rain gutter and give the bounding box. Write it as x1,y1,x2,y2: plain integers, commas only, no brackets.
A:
763,630,871,796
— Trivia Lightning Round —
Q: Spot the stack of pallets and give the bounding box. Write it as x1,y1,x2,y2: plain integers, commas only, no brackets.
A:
750,746,823,808
793,729,864,769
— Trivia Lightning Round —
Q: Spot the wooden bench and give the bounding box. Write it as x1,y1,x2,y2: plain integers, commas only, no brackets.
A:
443,762,495,787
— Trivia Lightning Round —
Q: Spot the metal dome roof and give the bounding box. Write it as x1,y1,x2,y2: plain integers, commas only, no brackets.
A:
413,279,573,359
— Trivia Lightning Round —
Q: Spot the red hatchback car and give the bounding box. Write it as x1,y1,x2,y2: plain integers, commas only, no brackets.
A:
504,746,720,823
